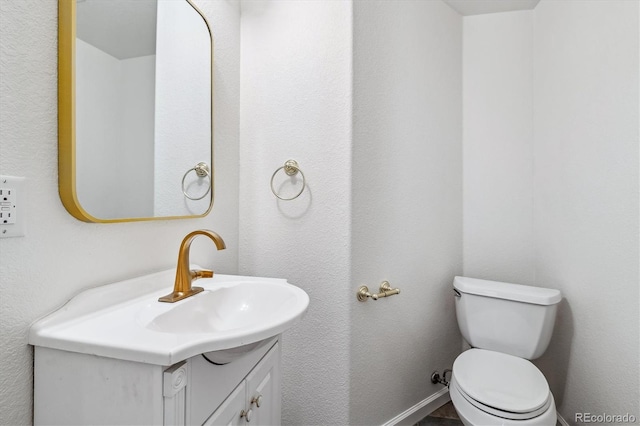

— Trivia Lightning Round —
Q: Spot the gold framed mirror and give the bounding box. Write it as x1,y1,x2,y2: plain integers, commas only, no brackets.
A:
58,0,214,223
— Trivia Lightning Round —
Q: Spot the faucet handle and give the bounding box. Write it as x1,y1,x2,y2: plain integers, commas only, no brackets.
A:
190,269,214,280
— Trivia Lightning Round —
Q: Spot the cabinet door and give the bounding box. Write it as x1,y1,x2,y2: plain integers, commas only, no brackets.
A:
203,381,246,426
245,343,281,426
189,338,278,425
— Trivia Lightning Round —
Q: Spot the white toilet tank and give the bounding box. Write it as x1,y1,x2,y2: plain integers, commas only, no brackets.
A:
454,276,562,360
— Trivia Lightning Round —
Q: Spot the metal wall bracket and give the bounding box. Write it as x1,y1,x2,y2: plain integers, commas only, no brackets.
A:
357,281,400,302
431,369,452,387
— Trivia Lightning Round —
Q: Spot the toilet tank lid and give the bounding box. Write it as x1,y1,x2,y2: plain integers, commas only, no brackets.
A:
454,276,561,306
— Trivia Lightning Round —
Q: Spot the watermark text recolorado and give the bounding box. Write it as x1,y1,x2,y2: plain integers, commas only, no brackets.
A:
575,413,637,423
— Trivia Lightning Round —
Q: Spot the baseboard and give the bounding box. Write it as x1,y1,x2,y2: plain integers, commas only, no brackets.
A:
380,388,570,426
382,387,451,426
556,411,570,426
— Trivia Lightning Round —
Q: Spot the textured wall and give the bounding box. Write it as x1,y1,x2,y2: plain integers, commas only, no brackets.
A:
0,0,240,424
462,11,535,285
154,0,212,217
2,1,638,425
533,0,639,420
239,1,353,424
460,1,639,420
351,1,463,424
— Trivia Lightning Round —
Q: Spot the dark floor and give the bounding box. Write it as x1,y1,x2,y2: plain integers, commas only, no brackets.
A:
415,401,463,426
415,400,563,426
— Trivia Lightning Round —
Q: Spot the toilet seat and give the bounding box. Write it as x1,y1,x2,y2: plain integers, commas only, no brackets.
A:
449,375,557,426
452,349,552,420
454,377,551,420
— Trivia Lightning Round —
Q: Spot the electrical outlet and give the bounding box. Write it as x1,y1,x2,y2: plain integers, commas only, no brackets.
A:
0,187,17,224
0,175,25,238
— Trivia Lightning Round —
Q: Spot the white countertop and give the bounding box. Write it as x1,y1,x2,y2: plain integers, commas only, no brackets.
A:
29,269,309,366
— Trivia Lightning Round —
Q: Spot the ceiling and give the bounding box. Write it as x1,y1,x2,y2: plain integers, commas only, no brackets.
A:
76,0,542,59
76,0,157,59
441,0,541,16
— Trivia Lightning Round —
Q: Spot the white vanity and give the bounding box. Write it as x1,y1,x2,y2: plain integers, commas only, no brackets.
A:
29,269,309,425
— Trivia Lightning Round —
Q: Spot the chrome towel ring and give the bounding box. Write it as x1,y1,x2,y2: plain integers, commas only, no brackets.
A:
182,162,211,201
270,159,306,201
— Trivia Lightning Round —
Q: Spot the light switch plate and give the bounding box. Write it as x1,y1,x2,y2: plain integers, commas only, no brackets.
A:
0,175,25,238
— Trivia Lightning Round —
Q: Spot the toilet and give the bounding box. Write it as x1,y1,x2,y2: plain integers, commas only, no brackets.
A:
449,276,562,425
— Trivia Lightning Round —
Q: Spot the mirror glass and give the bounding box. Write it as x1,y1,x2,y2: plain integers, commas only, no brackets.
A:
59,0,213,222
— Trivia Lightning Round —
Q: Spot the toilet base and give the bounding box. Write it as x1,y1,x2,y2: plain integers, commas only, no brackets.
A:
449,375,557,426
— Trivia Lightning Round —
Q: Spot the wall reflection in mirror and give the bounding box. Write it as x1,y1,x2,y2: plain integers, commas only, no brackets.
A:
62,0,212,222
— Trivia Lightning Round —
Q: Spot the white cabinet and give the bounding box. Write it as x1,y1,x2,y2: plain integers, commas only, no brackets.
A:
244,345,280,426
34,337,281,426
200,339,281,425
203,382,246,426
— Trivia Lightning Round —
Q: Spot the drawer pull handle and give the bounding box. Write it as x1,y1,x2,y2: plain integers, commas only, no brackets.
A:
241,409,252,422
251,394,263,408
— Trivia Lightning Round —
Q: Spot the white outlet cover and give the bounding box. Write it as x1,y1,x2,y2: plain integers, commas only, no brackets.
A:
0,175,25,238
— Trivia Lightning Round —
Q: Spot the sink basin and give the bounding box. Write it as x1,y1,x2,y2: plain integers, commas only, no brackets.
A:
138,280,306,334
29,269,309,365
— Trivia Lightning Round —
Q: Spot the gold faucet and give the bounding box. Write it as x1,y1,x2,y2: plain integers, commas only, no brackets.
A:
158,229,226,303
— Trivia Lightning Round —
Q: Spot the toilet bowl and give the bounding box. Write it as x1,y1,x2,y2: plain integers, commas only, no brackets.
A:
449,349,556,426
449,277,562,426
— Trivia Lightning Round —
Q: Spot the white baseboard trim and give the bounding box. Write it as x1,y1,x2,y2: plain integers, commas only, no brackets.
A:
382,387,451,426
556,411,570,426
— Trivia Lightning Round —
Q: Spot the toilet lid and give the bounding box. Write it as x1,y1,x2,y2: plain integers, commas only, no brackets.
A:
453,349,550,414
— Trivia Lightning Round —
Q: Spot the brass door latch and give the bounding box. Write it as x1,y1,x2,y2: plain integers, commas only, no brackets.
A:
357,281,400,302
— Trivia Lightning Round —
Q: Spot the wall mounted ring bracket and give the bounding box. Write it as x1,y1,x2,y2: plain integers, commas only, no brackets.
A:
182,162,212,201
270,159,306,201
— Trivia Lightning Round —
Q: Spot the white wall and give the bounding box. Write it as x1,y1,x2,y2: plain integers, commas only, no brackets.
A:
461,1,639,420
76,40,156,219
2,1,638,424
239,1,353,424
351,1,462,424
120,54,156,218
0,0,240,424
463,11,535,285
76,38,127,218
533,0,639,419
154,0,212,216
